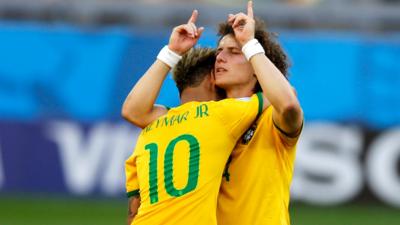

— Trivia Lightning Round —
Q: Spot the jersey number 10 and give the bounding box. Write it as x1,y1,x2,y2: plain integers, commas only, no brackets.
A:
145,134,200,204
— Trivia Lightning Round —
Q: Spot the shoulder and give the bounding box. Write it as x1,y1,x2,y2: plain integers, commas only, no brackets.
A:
216,94,260,108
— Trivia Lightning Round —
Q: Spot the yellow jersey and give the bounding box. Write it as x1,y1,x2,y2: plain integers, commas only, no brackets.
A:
217,106,301,225
125,93,263,225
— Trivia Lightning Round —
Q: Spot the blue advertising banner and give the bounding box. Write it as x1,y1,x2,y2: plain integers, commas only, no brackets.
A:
282,32,400,128
0,23,135,121
0,22,399,127
0,120,140,195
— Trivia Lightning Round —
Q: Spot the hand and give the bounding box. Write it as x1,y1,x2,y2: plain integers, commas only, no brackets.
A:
227,1,255,47
168,10,204,55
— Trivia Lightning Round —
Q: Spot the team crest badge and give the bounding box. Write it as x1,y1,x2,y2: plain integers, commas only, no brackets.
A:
241,123,257,144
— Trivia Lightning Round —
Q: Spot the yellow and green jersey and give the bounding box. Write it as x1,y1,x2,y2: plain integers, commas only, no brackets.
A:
125,93,263,225
217,106,302,225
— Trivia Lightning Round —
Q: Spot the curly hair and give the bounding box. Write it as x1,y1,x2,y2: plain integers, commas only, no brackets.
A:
173,47,216,95
217,18,290,92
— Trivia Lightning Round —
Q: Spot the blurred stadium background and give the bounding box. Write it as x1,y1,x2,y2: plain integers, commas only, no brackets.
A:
0,0,400,224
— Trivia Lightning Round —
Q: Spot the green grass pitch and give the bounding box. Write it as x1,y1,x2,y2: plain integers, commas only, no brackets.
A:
0,194,399,225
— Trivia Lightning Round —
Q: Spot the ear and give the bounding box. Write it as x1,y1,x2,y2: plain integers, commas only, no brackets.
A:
210,70,216,84
206,73,214,86
201,73,215,90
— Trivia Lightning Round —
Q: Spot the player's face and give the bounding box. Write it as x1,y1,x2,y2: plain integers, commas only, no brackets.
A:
215,34,255,90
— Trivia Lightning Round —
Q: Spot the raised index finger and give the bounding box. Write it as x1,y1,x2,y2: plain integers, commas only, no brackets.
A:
188,9,198,24
247,1,254,18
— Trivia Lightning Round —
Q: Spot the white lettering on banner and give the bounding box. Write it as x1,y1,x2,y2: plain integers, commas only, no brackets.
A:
0,143,4,189
291,123,363,205
366,128,400,207
46,121,139,195
100,124,138,195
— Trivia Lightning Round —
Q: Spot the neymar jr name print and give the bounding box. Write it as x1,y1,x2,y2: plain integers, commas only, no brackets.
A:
143,104,209,133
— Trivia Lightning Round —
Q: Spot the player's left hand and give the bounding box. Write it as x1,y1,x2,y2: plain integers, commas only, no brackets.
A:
227,1,255,47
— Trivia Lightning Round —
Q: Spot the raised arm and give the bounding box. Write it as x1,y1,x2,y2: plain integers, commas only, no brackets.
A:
228,1,303,135
121,10,204,128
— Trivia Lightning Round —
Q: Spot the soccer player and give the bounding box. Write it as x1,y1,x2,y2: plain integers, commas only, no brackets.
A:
215,1,303,225
124,1,303,224
123,10,265,225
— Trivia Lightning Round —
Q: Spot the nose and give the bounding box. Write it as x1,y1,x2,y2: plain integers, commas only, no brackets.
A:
216,50,226,63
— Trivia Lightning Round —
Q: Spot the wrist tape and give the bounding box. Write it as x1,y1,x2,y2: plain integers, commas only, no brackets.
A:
157,46,182,68
242,39,265,61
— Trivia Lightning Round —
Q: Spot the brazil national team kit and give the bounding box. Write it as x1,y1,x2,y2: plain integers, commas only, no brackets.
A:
126,93,263,225
217,106,301,225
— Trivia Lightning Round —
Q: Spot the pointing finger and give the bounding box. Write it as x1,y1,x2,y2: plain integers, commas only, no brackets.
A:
247,1,254,18
188,22,198,37
188,9,198,24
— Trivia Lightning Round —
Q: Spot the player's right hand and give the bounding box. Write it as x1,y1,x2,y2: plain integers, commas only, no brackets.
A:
227,1,255,47
168,10,204,55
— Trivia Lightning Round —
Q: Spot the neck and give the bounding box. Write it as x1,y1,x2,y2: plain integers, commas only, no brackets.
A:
224,83,255,98
180,87,216,105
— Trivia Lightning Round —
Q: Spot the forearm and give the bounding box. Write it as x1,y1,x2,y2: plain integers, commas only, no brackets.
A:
250,54,303,133
230,1,302,133
122,59,170,127
250,54,299,113
122,9,202,127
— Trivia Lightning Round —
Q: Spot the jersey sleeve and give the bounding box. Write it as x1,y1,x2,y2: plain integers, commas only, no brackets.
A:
125,151,140,198
216,92,263,140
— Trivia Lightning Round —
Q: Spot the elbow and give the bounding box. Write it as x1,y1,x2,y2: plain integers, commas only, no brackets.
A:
283,100,301,114
121,103,132,121
121,105,147,129
281,100,303,124
121,105,129,120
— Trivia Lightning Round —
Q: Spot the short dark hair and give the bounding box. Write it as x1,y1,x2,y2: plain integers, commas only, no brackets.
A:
217,18,290,92
173,47,216,95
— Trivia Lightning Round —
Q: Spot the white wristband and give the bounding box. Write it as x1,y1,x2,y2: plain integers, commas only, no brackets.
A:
157,45,182,68
241,39,265,61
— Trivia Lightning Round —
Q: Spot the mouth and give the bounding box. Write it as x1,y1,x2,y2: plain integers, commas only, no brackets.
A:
215,67,227,74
